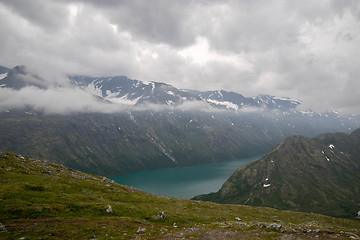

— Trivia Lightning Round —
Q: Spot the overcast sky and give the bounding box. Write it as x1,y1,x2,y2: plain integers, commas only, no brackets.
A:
0,0,359,113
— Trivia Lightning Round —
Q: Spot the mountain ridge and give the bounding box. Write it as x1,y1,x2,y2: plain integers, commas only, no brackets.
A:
193,128,360,218
0,64,360,176
1,64,303,112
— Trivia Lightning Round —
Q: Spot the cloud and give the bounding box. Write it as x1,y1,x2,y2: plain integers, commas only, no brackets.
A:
0,86,129,114
0,0,359,113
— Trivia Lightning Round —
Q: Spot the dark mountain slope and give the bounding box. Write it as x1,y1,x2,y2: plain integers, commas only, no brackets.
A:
194,129,360,218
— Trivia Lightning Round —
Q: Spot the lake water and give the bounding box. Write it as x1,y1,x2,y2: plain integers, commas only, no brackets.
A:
111,155,262,199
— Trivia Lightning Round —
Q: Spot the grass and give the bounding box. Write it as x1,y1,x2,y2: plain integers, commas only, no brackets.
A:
0,151,359,239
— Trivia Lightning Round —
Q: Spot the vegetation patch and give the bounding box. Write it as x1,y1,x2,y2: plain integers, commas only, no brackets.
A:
1,151,359,239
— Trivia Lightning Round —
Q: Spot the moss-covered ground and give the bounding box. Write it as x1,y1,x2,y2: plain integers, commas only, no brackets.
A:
0,152,359,239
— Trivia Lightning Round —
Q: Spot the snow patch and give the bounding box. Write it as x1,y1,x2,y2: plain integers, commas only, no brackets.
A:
0,73,7,80
325,156,330,161
108,94,142,105
206,99,238,111
151,82,155,92
166,100,174,106
272,96,302,104
329,144,335,150
263,184,271,188
166,91,175,96
86,81,103,97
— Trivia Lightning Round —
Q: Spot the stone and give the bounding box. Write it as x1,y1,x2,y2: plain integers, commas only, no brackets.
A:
267,223,284,233
234,217,241,221
157,211,166,219
136,227,146,233
0,223,7,232
106,205,113,213
255,223,266,228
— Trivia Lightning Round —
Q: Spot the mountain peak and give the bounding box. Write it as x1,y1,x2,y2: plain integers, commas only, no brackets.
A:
194,128,360,218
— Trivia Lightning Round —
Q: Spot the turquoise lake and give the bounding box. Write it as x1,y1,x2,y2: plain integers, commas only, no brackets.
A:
111,155,262,199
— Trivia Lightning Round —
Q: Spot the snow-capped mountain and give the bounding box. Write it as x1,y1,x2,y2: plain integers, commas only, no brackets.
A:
69,75,200,106
0,65,302,111
69,74,301,111
0,65,50,90
190,90,301,111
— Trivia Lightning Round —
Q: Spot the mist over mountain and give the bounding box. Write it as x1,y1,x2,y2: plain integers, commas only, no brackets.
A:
0,65,359,176
0,64,353,115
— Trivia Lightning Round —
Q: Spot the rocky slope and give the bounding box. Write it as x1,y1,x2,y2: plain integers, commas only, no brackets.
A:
1,151,360,239
194,129,360,218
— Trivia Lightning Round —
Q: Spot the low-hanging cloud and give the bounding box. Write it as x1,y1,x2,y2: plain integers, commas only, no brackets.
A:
0,86,129,114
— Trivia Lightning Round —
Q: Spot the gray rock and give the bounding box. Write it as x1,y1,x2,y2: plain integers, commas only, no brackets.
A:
106,205,113,213
255,223,266,228
136,227,146,233
157,211,166,219
0,223,7,232
267,223,284,233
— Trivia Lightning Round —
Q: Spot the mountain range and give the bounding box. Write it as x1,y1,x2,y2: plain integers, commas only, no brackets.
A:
193,128,360,218
0,65,360,176
1,65,302,111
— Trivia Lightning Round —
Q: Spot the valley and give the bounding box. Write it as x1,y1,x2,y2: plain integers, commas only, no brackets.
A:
1,65,359,177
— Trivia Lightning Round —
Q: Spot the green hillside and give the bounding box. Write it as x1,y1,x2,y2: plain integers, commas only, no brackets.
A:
194,129,360,219
1,152,360,239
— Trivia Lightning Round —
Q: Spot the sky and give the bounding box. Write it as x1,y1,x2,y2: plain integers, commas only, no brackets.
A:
0,0,359,113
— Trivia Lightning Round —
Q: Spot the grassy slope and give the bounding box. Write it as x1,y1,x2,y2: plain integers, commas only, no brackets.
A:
194,130,360,219
0,152,359,239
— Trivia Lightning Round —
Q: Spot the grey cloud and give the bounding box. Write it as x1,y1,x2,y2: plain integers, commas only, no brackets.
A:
0,0,359,114
0,0,69,31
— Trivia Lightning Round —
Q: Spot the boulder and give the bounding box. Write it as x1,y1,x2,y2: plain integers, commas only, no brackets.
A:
157,211,166,219
0,223,7,232
106,205,113,213
267,223,284,233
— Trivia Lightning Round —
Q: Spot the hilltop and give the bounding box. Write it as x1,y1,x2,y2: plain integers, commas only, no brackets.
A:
194,129,360,219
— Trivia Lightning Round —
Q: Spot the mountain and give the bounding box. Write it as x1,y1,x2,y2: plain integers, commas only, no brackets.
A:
1,151,360,239
69,74,302,111
193,129,360,218
69,75,200,106
0,65,10,74
0,65,49,90
190,89,301,111
1,65,360,176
